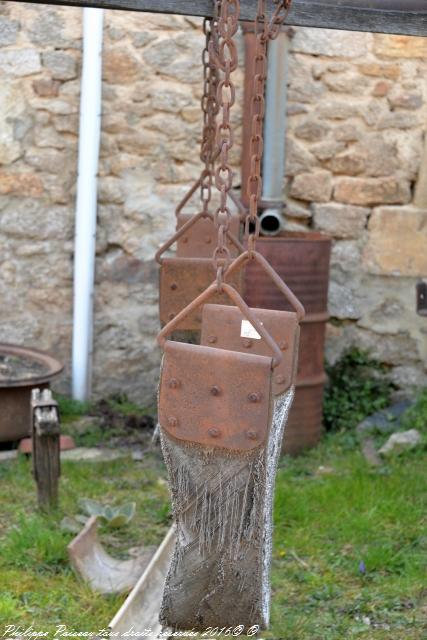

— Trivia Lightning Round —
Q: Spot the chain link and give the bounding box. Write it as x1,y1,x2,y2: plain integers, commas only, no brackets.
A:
199,15,220,216
211,0,240,284
245,0,292,249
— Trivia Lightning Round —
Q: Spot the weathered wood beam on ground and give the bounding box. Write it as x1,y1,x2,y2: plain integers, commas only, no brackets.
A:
8,0,427,36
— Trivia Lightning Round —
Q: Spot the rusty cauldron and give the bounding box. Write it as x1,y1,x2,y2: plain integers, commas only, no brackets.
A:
244,232,331,455
0,343,63,442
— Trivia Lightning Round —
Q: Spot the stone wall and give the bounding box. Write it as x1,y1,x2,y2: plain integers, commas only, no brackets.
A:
0,2,426,404
285,30,427,390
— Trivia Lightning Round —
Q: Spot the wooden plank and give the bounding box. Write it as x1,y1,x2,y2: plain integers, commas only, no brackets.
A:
8,0,427,37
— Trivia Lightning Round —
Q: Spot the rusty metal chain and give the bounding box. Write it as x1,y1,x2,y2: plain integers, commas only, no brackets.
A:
246,0,292,252
211,0,240,286
200,14,220,215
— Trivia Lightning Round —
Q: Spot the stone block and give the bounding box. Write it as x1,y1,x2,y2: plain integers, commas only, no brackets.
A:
0,199,73,240
0,83,25,165
0,172,44,197
376,111,419,130
334,123,361,142
311,140,346,161
290,170,332,203
363,206,427,276
29,9,67,47
334,177,411,207
26,147,74,174
354,134,398,177
372,81,392,97
317,100,359,120
388,91,422,110
294,119,329,142
0,17,19,46
358,62,400,80
312,203,369,239
285,138,316,176
0,49,41,76
103,48,140,84
323,72,366,94
374,35,427,59
292,27,368,58
329,152,366,176
42,51,77,80
33,78,61,97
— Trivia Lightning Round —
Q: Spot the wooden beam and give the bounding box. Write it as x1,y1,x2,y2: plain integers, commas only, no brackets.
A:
9,0,427,37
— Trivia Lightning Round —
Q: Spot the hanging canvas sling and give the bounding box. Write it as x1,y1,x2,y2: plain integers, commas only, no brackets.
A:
157,281,287,631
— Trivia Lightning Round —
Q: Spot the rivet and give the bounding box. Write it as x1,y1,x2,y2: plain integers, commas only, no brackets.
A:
169,378,179,389
276,375,286,385
279,341,288,351
246,430,258,440
210,386,221,396
207,334,217,344
168,313,175,320
182,236,189,244
208,427,221,438
170,282,178,291
205,236,212,244
243,339,253,348
168,416,178,428
248,392,260,403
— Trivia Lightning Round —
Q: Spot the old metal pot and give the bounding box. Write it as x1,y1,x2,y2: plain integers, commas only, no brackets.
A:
0,343,63,442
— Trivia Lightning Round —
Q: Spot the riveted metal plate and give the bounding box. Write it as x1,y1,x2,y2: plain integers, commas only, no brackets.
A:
176,213,241,258
159,258,244,329
201,304,300,395
159,341,272,451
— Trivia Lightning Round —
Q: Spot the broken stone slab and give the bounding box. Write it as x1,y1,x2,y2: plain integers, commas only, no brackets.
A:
379,429,422,456
61,447,129,462
356,400,413,436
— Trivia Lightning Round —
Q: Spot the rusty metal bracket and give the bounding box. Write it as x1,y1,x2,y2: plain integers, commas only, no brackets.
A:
156,210,244,264
175,170,247,222
158,280,283,367
159,340,273,450
227,249,306,320
201,304,300,395
158,257,244,329
176,212,242,258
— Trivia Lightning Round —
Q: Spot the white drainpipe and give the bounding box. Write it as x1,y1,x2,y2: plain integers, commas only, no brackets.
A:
72,7,104,401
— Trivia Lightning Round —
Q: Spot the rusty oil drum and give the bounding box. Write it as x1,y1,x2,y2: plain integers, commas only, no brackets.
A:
244,232,331,455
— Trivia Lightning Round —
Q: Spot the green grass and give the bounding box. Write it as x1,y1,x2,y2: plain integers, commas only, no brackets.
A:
0,433,425,639
266,434,427,639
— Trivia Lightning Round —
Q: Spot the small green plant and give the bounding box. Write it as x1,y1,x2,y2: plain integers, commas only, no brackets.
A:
55,394,92,419
106,392,156,418
323,348,393,432
400,388,427,433
61,499,136,533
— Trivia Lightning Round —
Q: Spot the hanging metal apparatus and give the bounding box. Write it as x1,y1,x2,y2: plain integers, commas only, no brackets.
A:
175,16,243,259
156,9,245,331
156,0,305,632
